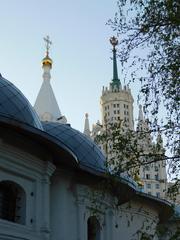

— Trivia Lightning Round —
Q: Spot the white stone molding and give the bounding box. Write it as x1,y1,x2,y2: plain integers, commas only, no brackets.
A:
0,143,55,240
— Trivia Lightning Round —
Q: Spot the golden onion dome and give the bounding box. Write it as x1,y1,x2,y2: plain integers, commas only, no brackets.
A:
134,173,144,187
42,54,53,68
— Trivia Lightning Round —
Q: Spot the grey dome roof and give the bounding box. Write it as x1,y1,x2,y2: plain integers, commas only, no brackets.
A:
0,75,43,130
43,122,106,171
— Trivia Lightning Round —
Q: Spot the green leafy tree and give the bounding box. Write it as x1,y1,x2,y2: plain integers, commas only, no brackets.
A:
108,0,179,190
95,120,165,184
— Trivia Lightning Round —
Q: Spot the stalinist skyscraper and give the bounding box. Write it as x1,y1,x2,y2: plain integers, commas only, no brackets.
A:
100,36,134,130
91,37,134,138
87,37,167,199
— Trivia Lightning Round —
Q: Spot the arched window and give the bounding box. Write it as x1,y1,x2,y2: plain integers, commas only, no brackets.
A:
87,216,101,240
0,181,26,224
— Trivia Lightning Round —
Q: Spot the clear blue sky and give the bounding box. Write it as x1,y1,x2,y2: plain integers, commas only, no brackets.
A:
0,0,140,131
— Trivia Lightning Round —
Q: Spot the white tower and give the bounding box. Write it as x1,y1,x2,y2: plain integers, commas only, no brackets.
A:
34,36,67,123
100,37,134,130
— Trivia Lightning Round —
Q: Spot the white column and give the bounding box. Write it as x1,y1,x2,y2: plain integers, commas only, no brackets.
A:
76,200,86,240
40,161,56,240
107,210,114,240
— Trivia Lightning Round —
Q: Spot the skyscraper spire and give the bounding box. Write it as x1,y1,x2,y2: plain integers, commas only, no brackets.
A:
156,129,164,151
137,105,146,132
138,105,144,122
110,36,121,89
83,113,91,137
34,36,67,123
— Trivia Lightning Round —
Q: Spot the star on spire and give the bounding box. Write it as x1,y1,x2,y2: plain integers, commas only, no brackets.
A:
109,36,121,89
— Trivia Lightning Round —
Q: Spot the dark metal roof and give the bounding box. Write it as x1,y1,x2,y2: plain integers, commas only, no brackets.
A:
0,75,43,130
0,115,78,167
43,122,106,171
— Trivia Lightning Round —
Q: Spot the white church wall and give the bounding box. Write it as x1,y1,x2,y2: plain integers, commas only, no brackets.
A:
0,141,55,240
51,172,108,240
112,200,159,240
50,169,160,240
50,171,79,240
0,140,169,240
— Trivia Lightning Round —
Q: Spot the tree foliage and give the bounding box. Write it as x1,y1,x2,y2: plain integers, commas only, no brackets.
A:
108,0,180,182
95,120,168,195
95,121,164,176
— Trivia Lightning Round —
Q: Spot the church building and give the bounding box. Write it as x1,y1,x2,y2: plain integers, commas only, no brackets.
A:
0,37,179,240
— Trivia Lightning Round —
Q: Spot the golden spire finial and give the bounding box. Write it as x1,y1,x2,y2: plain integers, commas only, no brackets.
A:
44,35,52,56
42,36,53,68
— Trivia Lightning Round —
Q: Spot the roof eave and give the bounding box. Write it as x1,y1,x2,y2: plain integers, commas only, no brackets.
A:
0,115,78,168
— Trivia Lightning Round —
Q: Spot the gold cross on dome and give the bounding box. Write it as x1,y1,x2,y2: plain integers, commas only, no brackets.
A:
44,35,52,54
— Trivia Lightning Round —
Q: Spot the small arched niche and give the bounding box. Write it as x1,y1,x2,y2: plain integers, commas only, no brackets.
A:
0,180,26,224
87,216,101,240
